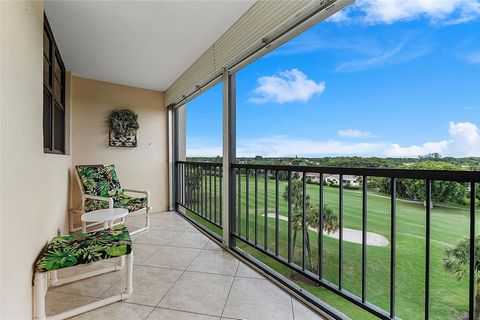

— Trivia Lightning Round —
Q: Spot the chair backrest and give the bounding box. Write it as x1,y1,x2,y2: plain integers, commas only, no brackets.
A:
75,164,123,197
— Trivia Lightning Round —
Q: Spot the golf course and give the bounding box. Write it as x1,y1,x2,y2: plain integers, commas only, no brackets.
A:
183,173,478,320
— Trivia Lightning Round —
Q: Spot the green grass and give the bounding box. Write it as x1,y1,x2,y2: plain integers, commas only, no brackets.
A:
182,174,478,320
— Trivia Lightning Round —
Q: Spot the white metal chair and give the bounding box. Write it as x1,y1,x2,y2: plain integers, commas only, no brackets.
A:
71,164,151,235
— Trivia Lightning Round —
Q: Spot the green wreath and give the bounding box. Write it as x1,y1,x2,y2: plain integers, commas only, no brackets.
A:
109,109,139,138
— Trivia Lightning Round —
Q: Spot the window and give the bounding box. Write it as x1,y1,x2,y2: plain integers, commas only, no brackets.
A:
185,82,223,159
43,14,66,154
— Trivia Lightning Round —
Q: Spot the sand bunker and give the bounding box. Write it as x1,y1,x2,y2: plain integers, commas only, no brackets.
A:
267,213,389,247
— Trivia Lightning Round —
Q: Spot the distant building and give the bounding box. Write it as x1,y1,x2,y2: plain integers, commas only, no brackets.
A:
305,172,321,183
325,174,360,187
297,173,360,187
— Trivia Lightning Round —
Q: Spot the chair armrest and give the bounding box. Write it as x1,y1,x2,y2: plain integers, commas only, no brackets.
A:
123,189,148,195
83,194,114,209
123,189,151,209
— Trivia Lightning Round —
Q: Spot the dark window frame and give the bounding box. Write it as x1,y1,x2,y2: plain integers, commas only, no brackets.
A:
43,14,66,154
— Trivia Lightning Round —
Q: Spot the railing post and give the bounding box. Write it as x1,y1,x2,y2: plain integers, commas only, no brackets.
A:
173,108,180,210
222,69,236,248
168,107,174,211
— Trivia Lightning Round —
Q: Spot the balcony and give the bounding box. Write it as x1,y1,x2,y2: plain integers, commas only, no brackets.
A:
44,211,325,320
2,1,479,320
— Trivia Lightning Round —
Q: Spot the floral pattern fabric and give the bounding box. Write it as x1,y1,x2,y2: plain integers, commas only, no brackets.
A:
76,165,122,198
35,225,132,273
84,194,148,212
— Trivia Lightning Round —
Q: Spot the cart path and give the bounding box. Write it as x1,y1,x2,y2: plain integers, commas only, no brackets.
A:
266,213,389,247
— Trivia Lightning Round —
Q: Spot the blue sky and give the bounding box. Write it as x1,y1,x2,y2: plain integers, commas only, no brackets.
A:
186,0,480,158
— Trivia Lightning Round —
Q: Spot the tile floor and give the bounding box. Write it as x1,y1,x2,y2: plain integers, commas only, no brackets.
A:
46,211,327,320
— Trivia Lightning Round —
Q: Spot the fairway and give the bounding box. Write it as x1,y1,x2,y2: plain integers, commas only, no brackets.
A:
182,174,478,320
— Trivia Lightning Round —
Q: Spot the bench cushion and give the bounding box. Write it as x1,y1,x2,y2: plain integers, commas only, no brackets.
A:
84,194,148,213
35,225,132,273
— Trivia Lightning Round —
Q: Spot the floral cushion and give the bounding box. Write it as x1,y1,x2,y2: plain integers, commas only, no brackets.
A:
76,165,122,197
35,225,132,273
84,194,148,213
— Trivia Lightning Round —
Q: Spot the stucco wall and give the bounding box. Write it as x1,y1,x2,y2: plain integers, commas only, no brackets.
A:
70,76,168,212
0,1,72,318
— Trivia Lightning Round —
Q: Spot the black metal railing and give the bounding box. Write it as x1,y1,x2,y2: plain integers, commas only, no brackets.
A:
175,160,480,319
175,161,223,233
230,163,480,320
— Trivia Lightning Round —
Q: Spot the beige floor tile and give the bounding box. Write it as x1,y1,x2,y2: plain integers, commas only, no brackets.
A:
101,265,182,306
130,232,144,242
150,218,192,232
222,277,294,320
150,211,182,219
292,299,326,320
51,262,125,297
183,222,202,233
46,292,98,316
187,250,239,276
142,246,201,270
132,243,162,265
56,264,87,278
166,232,209,249
235,262,265,279
158,271,234,316
134,230,180,245
151,214,186,222
203,239,223,251
125,215,148,228
69,301,153,320
147,308,220,320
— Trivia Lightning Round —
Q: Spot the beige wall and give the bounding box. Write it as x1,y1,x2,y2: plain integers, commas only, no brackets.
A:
70,76,168,212
0,3,168,317
1,1,72,319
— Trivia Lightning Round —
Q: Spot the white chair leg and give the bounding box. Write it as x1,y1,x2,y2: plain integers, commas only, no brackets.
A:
124,253,134,297
127,209,149,235
116,255,125,269
34,272,47,320
49,270,58,286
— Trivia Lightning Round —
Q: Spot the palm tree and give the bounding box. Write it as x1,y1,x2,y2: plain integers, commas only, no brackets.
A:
185,166,202,205
443,236,480,319
284,179,339,271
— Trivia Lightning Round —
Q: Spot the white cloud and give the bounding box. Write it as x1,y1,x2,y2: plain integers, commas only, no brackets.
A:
187,146,223,157
335,38,429,72
463,52,480,64
384,141,449,157
326,8,350,23
446,121,480,156
249,69,325,104
236,136,384,157
336,0,480,24
187,135,384,158
187,122,480,158
337,129,374,138
384,121,480,157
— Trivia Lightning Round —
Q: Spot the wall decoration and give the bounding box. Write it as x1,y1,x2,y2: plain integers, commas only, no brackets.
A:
108,109,139,147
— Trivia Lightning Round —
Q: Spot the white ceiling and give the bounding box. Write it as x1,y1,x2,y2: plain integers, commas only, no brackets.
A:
45,1,254,91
